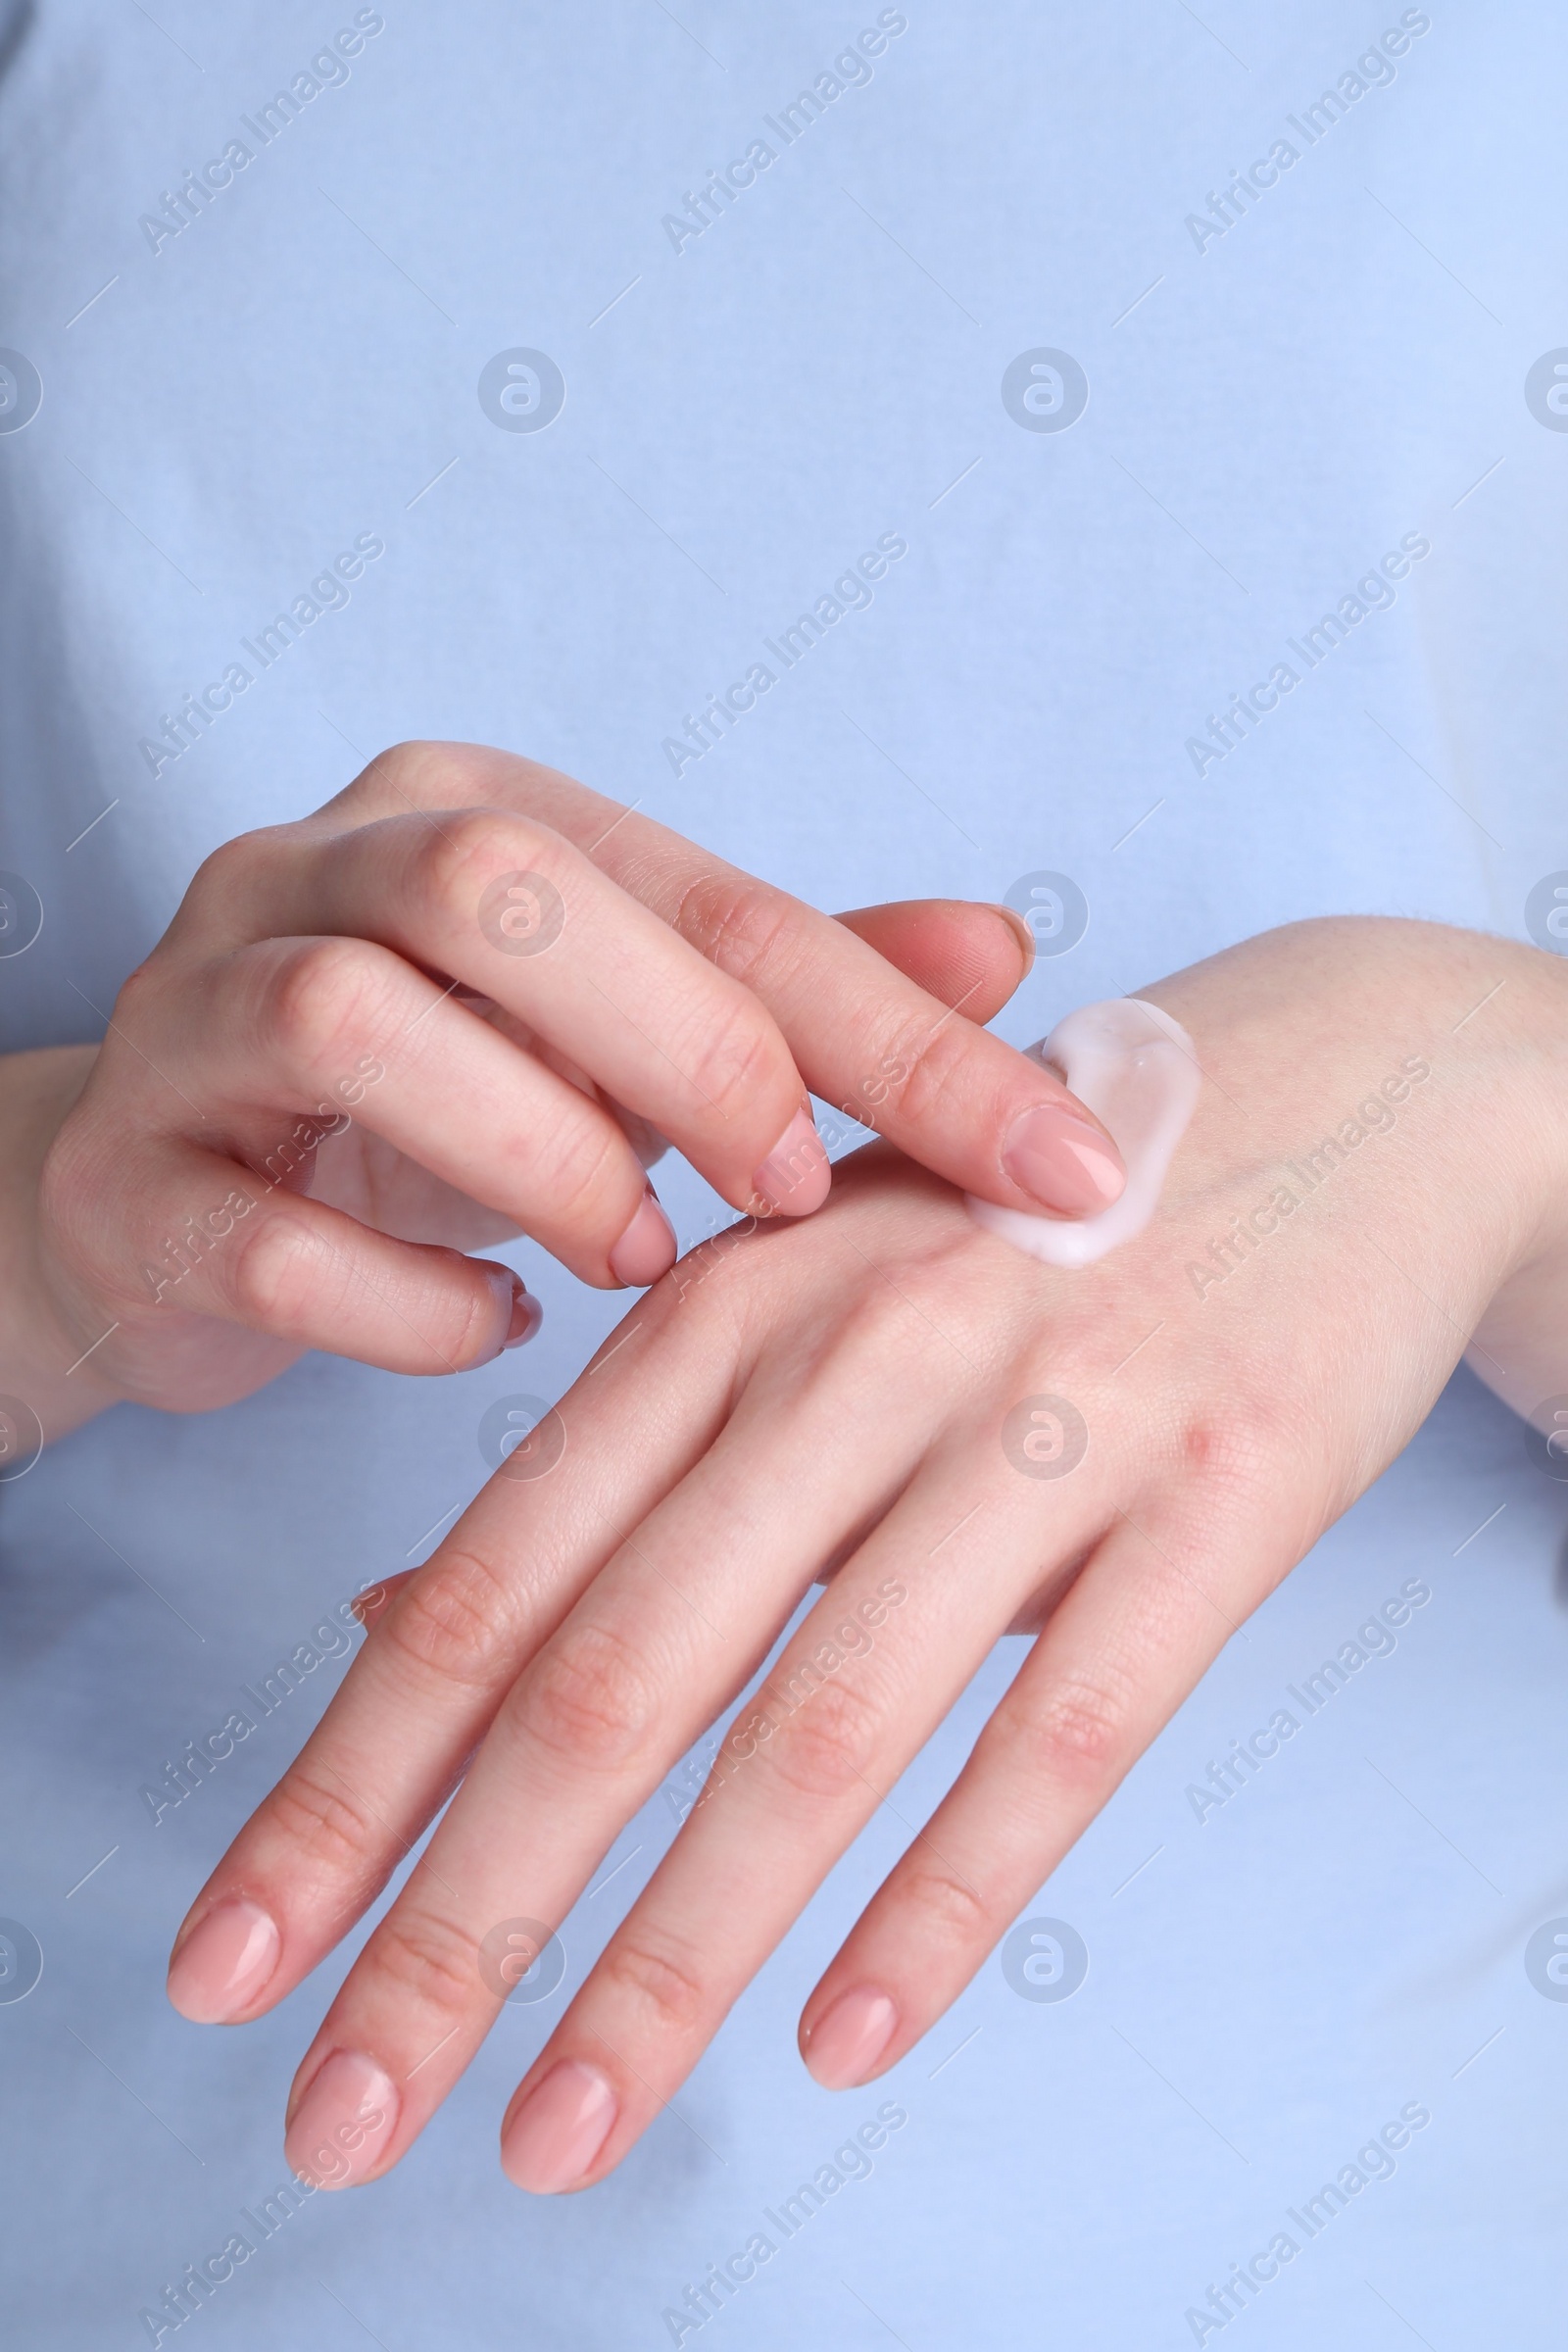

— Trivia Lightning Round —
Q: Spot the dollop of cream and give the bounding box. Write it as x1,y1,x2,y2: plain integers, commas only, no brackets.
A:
966,998,1200,1268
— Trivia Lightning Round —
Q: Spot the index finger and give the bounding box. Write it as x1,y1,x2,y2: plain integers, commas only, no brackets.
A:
351,745,1126,1221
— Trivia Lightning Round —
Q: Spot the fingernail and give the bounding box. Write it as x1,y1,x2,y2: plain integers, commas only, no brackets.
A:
1003,1102,1126,1215
753,1108,830,1217
501,2059,617,2193
609,1188,678,1288
284,2049,400,2190
166,1899,280,2025
803,1984,899,2089
989,902,1037,975
503,1276,542,1348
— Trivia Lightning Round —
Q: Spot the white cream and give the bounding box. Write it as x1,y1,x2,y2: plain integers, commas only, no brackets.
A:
966,998,1200,1268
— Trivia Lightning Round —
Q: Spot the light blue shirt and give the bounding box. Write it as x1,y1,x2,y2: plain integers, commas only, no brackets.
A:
2,3,1566,2343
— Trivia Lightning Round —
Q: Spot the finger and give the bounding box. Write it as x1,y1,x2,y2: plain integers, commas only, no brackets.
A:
188,933,679,1289
350,1573,415,1631
90,1137,535,1380
273,1299,948,2186
165,1254,749,2034
398,745,1126,1219
217,808,832,1225
492,1450,1107,2190
797,1504,1282,2086
834,900,1033,1021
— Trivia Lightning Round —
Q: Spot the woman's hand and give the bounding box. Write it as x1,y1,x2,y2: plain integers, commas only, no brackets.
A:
166,916,1568,2195
8,739,1126,1436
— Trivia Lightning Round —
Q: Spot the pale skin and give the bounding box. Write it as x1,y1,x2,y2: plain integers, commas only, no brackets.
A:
157,913,1568,2197
0,740,1127,1447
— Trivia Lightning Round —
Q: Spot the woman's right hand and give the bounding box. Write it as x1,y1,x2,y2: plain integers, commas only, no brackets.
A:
6,740,1126,1438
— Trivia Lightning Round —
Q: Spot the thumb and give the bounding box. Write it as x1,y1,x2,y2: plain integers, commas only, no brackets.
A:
833,899,1034,1025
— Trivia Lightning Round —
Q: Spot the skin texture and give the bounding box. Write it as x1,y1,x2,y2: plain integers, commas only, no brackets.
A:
1,740,1121,1443
166,915,1568,2194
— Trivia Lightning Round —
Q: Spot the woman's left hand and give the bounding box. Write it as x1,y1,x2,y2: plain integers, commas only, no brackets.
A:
165,916,1568,2193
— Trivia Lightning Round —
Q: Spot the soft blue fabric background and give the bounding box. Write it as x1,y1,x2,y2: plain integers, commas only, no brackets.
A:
2,2,1567,2343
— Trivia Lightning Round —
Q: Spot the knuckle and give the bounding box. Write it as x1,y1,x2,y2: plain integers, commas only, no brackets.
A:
110,955,166,1023
362,739,479,801
368,1906,483,2022
593,1930,708,2039
418,806,555,914
772,1267,945,1395
787,1285,905,1389
760,1669,882,1804
507,1102,626,1230
872,1011,972,1130
360,738,428,790
999,1674,1127,1792
513,1618,659,1776
1177,1396,1294,1502
186,827,270,906
378,1548,518,1695
896,1865,995,1953
265,1765,383,1897
231,1211,319,1327
671,991,787,1129
670,872,800,994
263,935,391,1077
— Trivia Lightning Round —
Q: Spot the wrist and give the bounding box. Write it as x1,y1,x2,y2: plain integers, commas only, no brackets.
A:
1460,933,1568,1413
1147,916,1568,1359
0,1046,123,1445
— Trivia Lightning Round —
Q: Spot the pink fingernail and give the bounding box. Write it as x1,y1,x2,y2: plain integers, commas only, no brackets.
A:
803,1985,898,2088
501,2059,616,2193
753,1108,830,1217
504,1277,542,1348
609,1189,678,1288
284,2049,399,2190
166,1899,280,2025
1003,1103,1126,1216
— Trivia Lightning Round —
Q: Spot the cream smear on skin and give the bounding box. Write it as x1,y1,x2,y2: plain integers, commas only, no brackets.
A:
967,999,1200,1267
